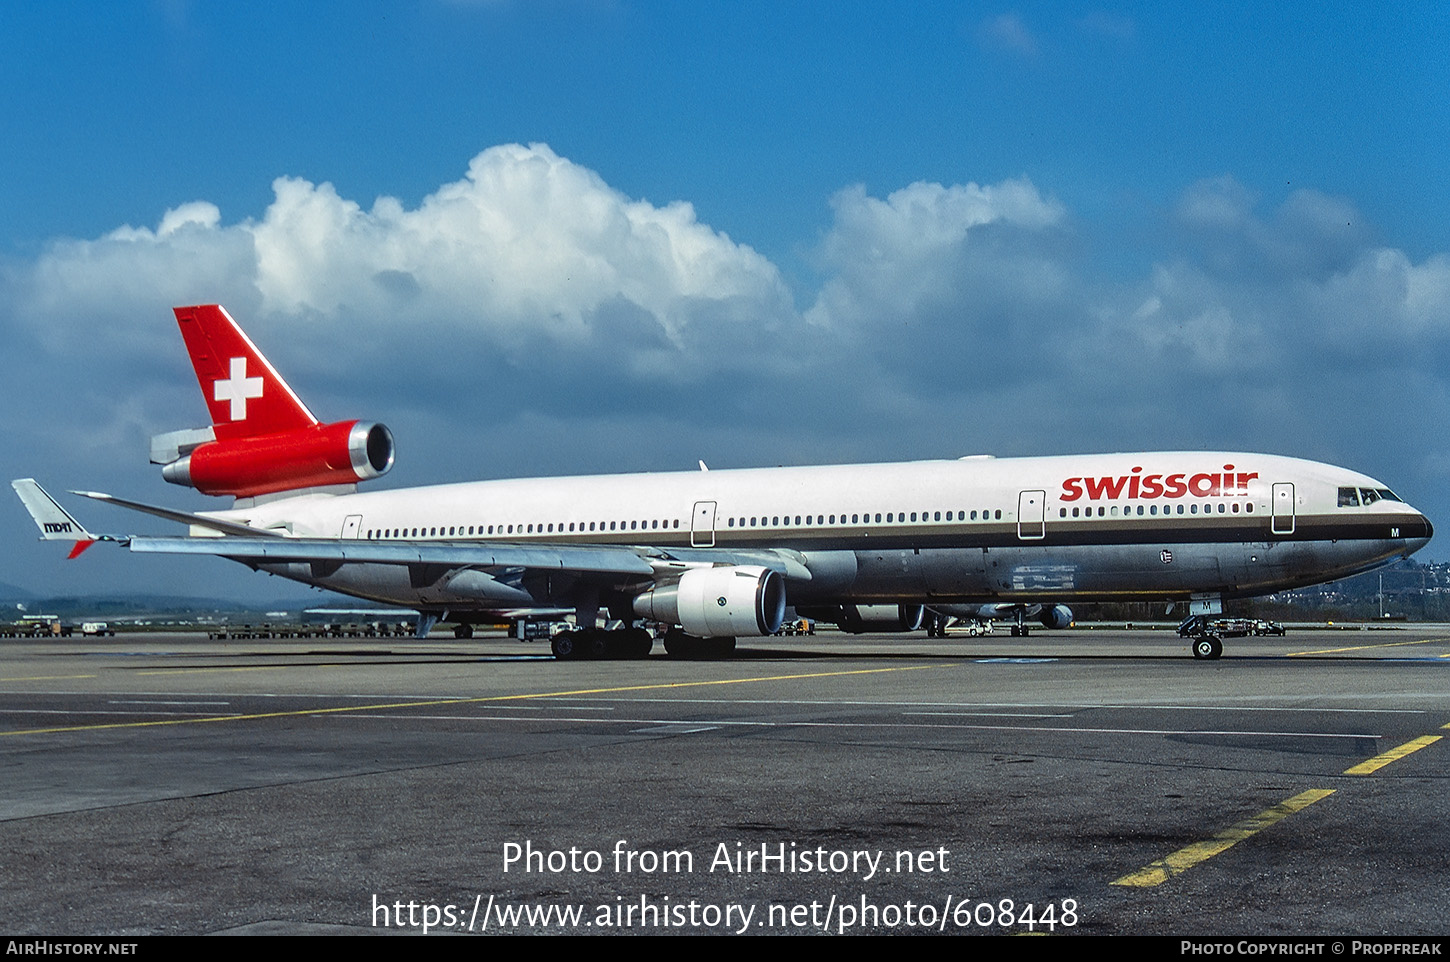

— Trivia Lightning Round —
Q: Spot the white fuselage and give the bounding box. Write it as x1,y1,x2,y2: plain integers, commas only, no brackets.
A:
210,451,1431,616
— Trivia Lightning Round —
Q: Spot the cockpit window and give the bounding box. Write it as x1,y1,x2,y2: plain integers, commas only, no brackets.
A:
1348,488,1404,506
1339,484,1397,507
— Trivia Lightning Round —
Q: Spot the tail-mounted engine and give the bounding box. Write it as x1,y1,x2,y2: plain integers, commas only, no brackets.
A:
153,420,394,498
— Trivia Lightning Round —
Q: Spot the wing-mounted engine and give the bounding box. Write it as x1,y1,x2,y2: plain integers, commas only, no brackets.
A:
632,564,787,637
153,420,394,499
1038,604,1074,629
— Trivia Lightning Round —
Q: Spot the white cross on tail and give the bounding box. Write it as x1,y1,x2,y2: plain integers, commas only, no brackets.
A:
213,356,263,421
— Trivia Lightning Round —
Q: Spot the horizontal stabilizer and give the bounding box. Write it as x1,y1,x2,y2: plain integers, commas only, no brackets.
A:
150,425,216,466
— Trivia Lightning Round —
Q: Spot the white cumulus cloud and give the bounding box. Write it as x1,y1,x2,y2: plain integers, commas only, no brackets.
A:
7,153,1450,494
15,143,797,365
247,143,794,349
805,177,1066,333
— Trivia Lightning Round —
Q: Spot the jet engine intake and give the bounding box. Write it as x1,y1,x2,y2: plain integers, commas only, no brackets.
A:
633,565,786,637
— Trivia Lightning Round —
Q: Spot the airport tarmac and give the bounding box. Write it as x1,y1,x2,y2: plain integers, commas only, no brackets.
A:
1,626,1447,936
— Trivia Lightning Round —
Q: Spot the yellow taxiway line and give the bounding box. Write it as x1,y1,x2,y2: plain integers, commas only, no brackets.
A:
1111,789,1335,888
1114,718,1447,887
1287,638,1445,656
1342,734,1443,775
0,663,949,737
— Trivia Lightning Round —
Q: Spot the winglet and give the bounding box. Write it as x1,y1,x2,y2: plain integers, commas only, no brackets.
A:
12,479,100,557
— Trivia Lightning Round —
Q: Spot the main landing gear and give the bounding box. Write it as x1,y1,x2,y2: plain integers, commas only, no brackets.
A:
550,627,654,661
549,626,739,661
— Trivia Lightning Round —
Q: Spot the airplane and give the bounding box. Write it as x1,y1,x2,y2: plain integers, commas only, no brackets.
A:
13,305,1433,661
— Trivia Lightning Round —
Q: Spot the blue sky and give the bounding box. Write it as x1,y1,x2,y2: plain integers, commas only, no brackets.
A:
2,2,1448,600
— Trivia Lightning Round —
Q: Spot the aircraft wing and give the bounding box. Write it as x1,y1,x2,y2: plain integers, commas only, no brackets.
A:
123,537,816,582
16,480,814,582
124,535,658,576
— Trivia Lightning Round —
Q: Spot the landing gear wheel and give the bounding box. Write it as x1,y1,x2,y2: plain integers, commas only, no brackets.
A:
1193,636,1223,660
621,628,654,659
453,623,473,639
551,631,581,660
584,629,613,659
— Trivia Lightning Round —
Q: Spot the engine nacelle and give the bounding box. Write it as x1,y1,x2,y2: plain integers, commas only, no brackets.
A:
1039,604,1074,630
161,420,394,498
820,604,926,634
633,565,786,637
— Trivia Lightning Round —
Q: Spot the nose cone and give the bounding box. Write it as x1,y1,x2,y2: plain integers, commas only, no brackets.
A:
1401,511,1433,556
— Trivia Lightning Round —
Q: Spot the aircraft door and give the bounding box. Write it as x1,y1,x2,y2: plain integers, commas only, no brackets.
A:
691,501,717,547
1017,490,1046,540
342,514,363,539
1271,483,1295,535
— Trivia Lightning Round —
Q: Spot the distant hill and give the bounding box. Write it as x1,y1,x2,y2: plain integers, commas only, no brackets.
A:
0,581,37,605
0,591,367,621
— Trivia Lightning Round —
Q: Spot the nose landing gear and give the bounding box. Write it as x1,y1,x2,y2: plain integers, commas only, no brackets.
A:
1179,615,1224,660
1192,635,1223,660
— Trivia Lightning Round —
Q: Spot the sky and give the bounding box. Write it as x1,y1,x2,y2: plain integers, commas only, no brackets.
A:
2,1,1448,601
